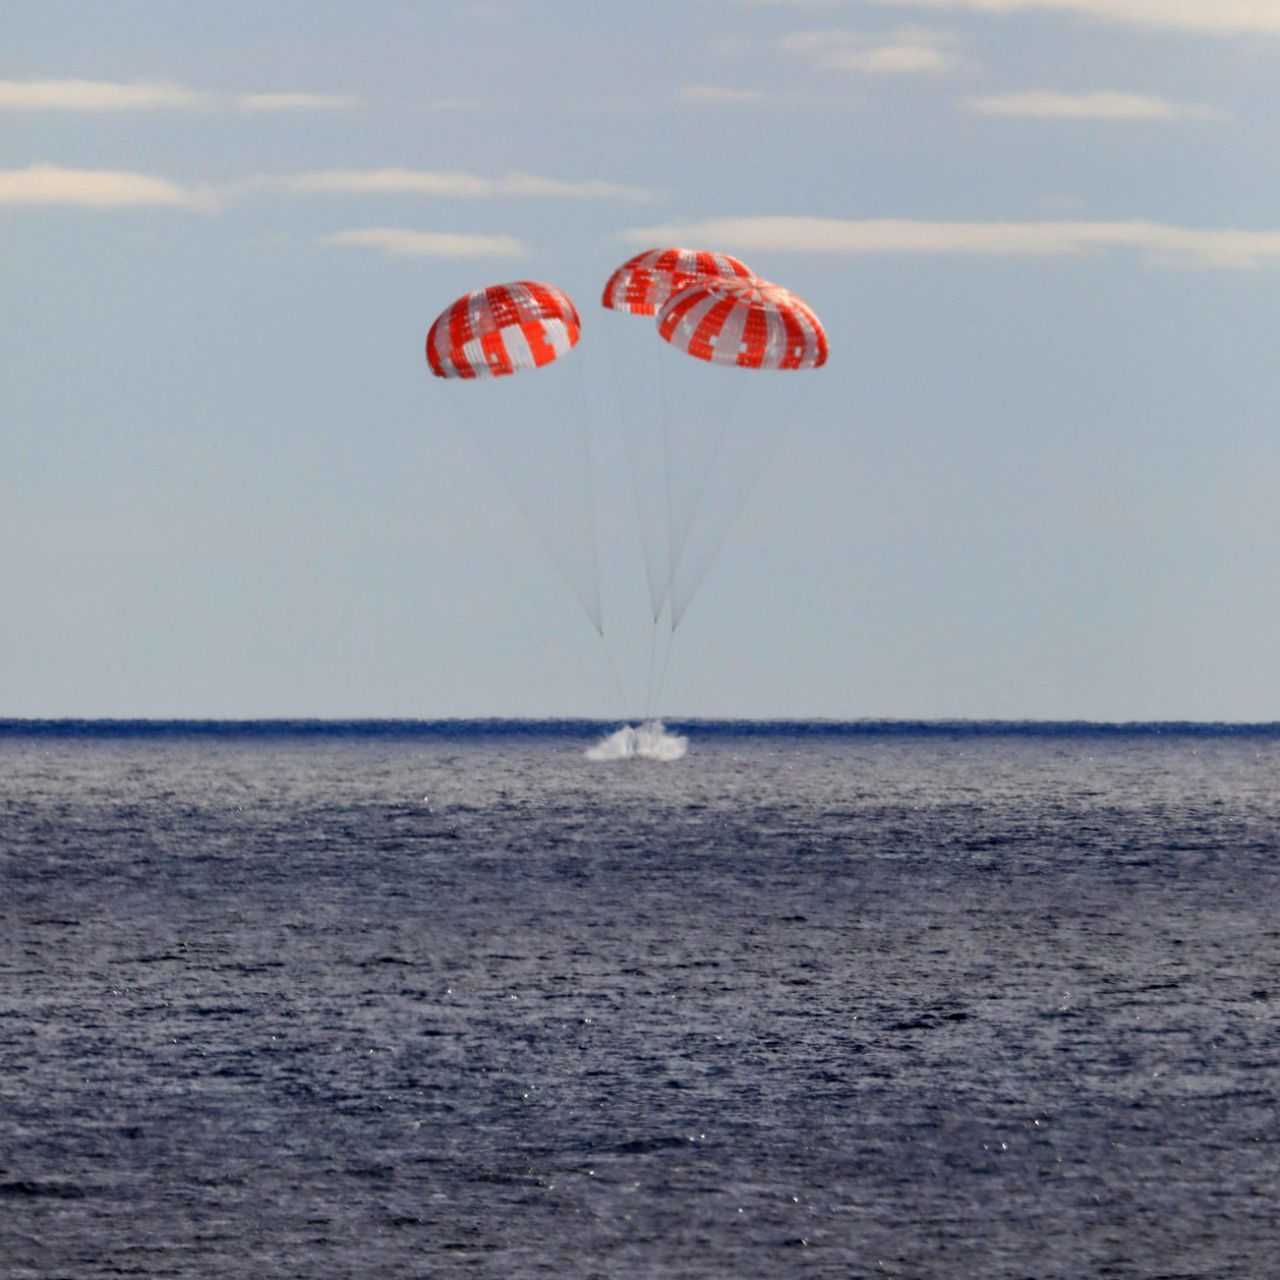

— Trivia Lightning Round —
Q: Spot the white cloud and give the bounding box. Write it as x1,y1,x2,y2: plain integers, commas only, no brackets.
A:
836,42,954,72
621,216,1280,269
871,0,1280,36
0,77,361,114
968,90,1227,120
235,92,361,111
0,78,209,111
499,172,655,201
262,168,655,202
0,164,207,209
271,168,494,197
318,227,527,258
782,27,958,73
679,84,772,104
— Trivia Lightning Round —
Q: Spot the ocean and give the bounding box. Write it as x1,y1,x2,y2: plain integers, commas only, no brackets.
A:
1,721,1277,1278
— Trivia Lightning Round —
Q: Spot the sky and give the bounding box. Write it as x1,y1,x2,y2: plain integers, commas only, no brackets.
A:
3,0,1280,721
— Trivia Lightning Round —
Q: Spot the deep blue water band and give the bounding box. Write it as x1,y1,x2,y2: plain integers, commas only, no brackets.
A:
2,718,1279,738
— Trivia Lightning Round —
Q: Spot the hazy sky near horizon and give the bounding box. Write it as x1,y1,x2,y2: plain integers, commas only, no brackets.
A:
4,0,1280,720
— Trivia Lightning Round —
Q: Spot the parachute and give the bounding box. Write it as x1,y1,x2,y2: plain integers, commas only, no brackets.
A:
657,277,828,371
427,281,601,635
427,282,580,379
599,248,763,631
602,248,752,316
658,277,826,644
426,261,828,719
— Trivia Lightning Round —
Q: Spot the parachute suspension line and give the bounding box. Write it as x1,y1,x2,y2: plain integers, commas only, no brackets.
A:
651,602,676,721
603,248,755,626
571,338,634,720
659,354,678,623
660,364,750,622
652,271,828,632
643,611,659,720
671,409,796,632
599,630,631,724
571,351,605,640
643,604,676,721
652,332,673,625
571,329,642,722
446,389,603,637
604,315,665,623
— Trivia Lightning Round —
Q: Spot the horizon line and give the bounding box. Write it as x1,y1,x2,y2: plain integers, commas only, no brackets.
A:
2,717,1278,736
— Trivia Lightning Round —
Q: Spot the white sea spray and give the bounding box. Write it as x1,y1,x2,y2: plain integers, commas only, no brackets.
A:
585,720,687,762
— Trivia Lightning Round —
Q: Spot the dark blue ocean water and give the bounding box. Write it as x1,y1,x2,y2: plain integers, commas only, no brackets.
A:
1,722,1277,1279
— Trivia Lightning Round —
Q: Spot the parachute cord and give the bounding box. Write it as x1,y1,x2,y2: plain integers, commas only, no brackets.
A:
598,626,631,725
571,344,634,722
652,332,673,623
659,344,677,622
671,412,796,631
447,389,602,636
662,368,750,616
643,612,659,721
652,608,676,721
605,313,665,621
574,354,605,640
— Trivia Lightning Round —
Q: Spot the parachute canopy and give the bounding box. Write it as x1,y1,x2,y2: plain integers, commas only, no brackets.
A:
427,281,581,379
602,247,753,317
422,255,831,709
658,277,828,370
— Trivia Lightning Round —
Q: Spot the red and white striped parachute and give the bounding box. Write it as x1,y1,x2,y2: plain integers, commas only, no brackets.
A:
601,247,753,317
427,281,581,379
657,277,827,371
423,256,831,713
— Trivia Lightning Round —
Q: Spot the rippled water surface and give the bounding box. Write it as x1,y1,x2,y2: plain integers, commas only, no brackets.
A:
1,724,1277,1278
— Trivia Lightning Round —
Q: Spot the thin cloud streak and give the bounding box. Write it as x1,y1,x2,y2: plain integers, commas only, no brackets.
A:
679,84,772,103
262,168,655,201
830,43,953,72
872,0,1280,36
319,227,527,258
969,90,1227,120
0,78,361,113
782,28,958,74
0,164,208,209
236,92,362,111
501,172,655,201
2,164,654,213
0,78,209,111
622,216,1280,269
271,169,493,197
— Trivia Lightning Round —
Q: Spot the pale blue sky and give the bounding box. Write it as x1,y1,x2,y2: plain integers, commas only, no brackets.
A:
3,0,1279,719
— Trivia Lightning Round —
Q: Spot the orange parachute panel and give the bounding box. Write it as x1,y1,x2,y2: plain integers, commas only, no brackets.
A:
427,282,581,379
601,248,753,317
657,278,827,370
